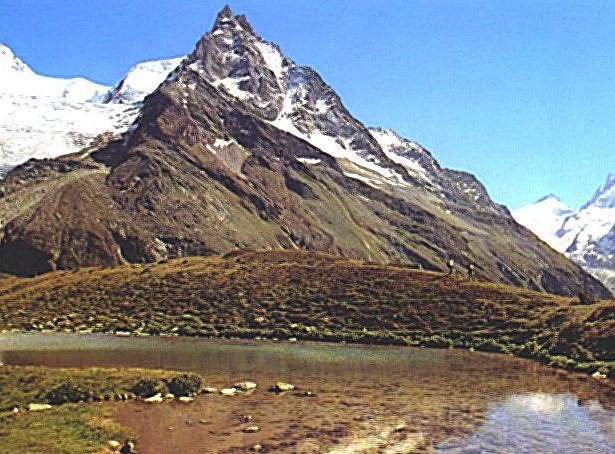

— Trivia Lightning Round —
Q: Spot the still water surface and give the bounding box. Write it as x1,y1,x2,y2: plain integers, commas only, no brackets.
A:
2,334,615,453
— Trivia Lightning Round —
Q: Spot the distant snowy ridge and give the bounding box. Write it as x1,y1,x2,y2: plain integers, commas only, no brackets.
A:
105,56,185,104
512,194,574,251
0,44,183,172
0,44,109,102
513,175,615,293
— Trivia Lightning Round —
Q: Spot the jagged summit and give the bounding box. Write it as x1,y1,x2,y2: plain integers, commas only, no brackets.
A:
211,5,255,35
189,4,289,107
177,8,416,188
0,8,609,298
213,4,235,28
217,4,233,19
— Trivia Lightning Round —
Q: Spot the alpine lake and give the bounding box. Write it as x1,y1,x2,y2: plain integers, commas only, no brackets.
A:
2,333,615,453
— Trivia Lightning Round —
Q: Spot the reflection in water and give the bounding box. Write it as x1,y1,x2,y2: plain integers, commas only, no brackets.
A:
437,393,615,453
3,334,615,453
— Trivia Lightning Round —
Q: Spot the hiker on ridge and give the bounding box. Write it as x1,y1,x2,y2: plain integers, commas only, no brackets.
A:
467,263,476,279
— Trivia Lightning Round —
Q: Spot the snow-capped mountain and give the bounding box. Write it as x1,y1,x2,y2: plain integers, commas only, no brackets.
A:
176,11,496,208
0,6,608,298
105,57,184,104
184,12,425,191
0,43,182,173
512,194,575,251
513,174,615,292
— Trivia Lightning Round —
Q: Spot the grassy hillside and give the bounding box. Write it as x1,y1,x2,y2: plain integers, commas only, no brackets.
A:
1,250,614,373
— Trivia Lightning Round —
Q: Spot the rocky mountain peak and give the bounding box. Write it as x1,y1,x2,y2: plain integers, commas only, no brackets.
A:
185,6,289,120
212,5,255,35
172,11,421,190
216,5,233,20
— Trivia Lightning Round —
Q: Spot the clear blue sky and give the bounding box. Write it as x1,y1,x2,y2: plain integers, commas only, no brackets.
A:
2,0,614,209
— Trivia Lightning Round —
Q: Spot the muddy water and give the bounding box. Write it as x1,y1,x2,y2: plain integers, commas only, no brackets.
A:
2,334,615,453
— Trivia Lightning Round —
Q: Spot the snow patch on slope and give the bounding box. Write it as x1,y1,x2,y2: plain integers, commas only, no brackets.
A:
254,40,285,84
297,157,321,165
270,88,410,186
368,128,430,182
212,76,253,100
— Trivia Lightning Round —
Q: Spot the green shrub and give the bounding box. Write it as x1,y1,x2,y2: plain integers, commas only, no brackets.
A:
474,338,509,354
421,335,453,349
168,374,202,397
46,381,92,405
572,362,601,373
517,340,548,360
547,355,576,369
132,378,168,398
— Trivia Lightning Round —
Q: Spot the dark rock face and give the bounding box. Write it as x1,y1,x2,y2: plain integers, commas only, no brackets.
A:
0,7,609,298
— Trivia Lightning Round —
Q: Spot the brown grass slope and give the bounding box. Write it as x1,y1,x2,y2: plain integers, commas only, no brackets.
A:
0,250,614,372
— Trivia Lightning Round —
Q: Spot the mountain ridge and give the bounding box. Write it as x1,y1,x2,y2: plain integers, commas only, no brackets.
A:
0,6,609,298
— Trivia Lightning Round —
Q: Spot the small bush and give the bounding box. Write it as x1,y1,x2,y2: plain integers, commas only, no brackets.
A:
474,338,509,354
572,362,600,373
548,355,576,370
168,374,202,397
516,340,548,360
421,335,453,349
132,378,168,398
46,381,92,405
